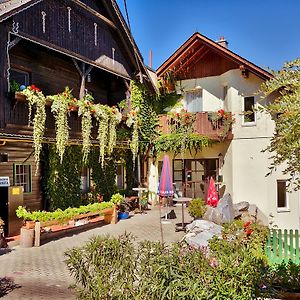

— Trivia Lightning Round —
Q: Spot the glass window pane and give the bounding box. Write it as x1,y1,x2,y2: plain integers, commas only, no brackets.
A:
277,181,287,208
174,171,182,181
173,160,182,171
244,96,255,122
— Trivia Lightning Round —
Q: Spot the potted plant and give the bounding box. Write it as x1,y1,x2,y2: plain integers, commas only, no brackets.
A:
16,206,36,229
118,199,130,220
0,217,7,248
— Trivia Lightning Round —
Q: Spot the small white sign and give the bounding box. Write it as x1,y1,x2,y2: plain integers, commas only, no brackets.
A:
0,177,10,187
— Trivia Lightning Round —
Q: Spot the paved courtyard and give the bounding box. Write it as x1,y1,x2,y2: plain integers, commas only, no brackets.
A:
0,206,191,299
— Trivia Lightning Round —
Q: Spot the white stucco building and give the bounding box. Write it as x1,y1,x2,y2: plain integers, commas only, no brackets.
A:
153,32,300,230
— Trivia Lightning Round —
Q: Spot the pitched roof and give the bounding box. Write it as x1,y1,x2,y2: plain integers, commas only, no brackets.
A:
157,32,272,81
0,0,41,22
0,0,156,92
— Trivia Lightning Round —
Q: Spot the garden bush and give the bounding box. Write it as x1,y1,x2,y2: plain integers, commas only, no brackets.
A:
263,260,300,294
65,232,268,300
188,198,207,219
16,202,114,223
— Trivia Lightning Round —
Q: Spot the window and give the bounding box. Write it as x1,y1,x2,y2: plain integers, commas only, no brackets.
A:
184,89,202,112
277,180,288,210
14,164,32,193
10,69,29,87
243,96,255,123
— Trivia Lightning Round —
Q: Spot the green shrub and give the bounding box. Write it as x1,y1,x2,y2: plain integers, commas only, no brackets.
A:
188,198,207,219
16,202,114,223
65,233,267,299
110,193,124,206
264,260,300,293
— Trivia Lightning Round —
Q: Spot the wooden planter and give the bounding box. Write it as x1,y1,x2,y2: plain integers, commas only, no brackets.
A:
281,292,300,299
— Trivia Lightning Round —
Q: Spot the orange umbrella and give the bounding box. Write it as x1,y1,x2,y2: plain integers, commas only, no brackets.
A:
206,177,219,207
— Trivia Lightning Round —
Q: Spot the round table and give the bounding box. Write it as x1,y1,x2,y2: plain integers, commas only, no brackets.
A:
175,197,192,231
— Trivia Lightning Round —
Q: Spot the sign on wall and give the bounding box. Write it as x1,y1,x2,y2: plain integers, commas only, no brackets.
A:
0,177,10,187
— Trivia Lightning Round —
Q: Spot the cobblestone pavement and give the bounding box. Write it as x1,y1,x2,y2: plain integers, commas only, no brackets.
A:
0,206,191,299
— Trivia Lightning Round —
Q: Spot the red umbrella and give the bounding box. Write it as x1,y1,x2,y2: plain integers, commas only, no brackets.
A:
206,177,219,207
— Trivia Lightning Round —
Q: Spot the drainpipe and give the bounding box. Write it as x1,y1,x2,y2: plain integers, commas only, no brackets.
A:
137,154,141,184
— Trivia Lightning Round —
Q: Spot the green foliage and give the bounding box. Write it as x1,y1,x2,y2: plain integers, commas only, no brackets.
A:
78,94,93,164
264,260,300,293
150,91,181,115
259,58,300,189
154,133,212,155
65,234,267,300
87,149,117,201
188,198,207,219
110,193,124,205
15,202,113,223
22,86,47,164
10,80,20,92
49,87,72,163
46,145,82,210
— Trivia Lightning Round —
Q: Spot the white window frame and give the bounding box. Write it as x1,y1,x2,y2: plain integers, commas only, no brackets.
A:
13,164,32,194
242,96,256,126
277,180,290,212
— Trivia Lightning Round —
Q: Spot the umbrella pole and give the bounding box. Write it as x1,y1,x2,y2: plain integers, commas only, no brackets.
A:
158,196,164,244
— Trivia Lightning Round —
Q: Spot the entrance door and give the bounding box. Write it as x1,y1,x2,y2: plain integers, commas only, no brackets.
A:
173,159,218,199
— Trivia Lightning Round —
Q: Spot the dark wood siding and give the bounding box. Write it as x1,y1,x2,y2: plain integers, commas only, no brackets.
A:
12,0,132,78
177,50,239,80
0,142,42,211
0,23,9,129
3,40,127,136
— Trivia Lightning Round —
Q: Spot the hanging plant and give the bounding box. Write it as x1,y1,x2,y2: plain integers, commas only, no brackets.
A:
22,85,46,165
108,106,122,155
78,94,94,164
93,104,110,166
48,87,73,163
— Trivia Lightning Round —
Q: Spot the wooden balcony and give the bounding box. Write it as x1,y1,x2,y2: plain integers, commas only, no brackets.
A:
159,112,233,141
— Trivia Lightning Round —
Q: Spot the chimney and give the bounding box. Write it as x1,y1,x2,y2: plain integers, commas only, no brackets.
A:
149,49,153,69
216,36,228,48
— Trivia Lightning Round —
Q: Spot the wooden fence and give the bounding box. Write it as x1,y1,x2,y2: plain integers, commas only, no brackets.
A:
265,229,300,265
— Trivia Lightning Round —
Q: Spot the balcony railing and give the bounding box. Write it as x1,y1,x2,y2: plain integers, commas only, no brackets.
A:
159,112,233,140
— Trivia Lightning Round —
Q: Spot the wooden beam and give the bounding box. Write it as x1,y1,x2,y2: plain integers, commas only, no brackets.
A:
191,48,210,66
71,0,117,30
174,45,206,75
164,39,199,73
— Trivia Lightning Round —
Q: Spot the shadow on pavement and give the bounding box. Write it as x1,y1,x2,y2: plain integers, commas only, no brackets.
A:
0,248,13,256
0,277,21,297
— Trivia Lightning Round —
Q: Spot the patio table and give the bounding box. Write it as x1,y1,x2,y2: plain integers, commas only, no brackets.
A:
175,197,192,231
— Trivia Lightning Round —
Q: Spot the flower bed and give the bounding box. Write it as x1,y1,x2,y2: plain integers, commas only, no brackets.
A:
16,202,115,225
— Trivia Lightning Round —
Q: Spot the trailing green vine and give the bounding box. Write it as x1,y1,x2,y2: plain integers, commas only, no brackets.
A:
48,87,72,163
93,104,110,166
154,133,212,156
78,94,94,163
108,107,122,155
22,85,46,165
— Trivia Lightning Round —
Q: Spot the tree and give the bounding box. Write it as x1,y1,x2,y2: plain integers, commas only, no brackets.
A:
260,58,300,189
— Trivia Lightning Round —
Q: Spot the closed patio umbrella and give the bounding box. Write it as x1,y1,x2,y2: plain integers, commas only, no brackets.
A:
148,162,159,206
157,154,174,243
206,177,219,207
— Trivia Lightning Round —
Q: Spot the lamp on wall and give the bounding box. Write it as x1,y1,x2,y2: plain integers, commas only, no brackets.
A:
218,153,224,168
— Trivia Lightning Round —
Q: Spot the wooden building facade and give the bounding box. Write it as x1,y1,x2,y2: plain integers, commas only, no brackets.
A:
0,0,153,232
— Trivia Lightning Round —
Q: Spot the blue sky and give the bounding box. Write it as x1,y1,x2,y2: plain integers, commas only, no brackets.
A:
116,0,300,71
